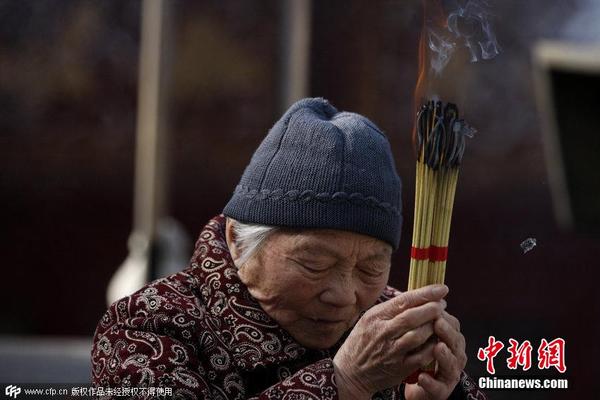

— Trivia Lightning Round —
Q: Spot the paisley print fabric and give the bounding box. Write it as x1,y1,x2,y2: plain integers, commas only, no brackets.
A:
91,215,487,399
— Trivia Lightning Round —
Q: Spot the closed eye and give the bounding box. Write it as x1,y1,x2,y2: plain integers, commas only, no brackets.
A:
360,269,383,278
358,264,386,278
287,258,328,274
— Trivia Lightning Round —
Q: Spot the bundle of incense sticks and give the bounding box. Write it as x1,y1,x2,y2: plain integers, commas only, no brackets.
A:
406,99,472,380
408,99,470,290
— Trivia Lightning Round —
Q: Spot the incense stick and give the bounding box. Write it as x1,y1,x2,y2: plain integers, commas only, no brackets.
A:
409,100,470,290
407,100,472,377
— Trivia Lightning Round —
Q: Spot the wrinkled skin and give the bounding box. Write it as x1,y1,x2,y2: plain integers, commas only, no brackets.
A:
334,286,467,400
225,218,466,399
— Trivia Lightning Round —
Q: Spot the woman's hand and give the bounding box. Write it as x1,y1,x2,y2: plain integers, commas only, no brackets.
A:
404,310,467,400
333,284,448,400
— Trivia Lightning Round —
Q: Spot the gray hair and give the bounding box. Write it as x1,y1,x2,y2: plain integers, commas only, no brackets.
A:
229,219,279,267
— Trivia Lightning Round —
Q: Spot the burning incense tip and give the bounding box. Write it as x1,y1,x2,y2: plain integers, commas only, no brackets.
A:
415,99,475,169
520,237,537,254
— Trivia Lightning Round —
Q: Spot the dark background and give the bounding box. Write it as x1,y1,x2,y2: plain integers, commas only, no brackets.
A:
1,0,598,398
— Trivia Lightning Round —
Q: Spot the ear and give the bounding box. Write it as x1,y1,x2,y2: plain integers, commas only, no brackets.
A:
225,217,241,264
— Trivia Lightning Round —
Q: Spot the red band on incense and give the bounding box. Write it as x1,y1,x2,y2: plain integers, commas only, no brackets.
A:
408,245,448,384
429,246,448,262
410,246,448,262
410,246,430,260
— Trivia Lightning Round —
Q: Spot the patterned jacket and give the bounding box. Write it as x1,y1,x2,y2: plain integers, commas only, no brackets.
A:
91,215,487,399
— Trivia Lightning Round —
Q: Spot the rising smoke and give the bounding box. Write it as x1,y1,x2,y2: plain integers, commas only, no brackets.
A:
427,0,501,75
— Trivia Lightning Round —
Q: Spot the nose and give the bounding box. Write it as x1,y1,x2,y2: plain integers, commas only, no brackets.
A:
318,272,357,308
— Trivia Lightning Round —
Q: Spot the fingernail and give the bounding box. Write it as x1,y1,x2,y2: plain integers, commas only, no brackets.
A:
419,372,431,384
432,285,448,297
441,299,447,309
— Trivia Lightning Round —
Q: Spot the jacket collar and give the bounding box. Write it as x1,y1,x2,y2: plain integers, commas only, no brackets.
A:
189,215,332,371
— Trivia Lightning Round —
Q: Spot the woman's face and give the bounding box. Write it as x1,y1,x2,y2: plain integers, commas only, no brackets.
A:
229,223,392,349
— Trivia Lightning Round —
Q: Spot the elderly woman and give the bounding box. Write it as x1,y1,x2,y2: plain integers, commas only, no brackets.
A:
92,98,486,399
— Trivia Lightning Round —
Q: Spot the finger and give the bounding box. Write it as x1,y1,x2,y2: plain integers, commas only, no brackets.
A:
442,310,460,332
387,300,446,338
393,322,435,352
403,340,436,372
434,317,466,360
433,342,462,388
406,331,438,355
417,371,450,399
377,284,448,319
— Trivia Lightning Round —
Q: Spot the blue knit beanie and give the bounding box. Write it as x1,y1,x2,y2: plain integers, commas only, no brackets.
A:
223,98,402,249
